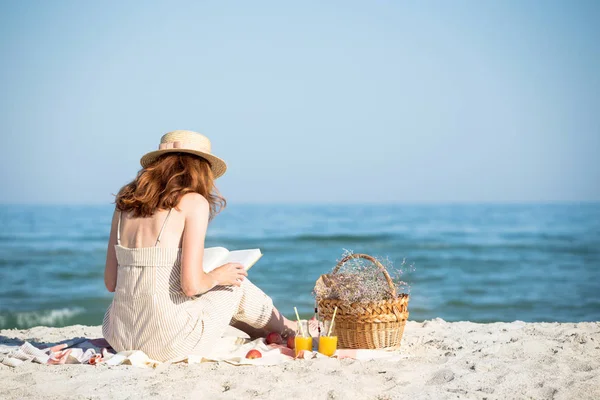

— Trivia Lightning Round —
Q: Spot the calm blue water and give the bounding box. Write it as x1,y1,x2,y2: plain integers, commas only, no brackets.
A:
0,204,599,329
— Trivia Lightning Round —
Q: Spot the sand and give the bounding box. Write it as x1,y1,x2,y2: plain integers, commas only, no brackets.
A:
1,319,599,400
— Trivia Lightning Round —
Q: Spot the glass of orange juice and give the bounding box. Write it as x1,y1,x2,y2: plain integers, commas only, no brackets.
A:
294,320,312,357
318,320,338,357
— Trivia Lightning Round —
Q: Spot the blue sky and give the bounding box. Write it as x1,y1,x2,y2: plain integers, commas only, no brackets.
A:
1,1,598,204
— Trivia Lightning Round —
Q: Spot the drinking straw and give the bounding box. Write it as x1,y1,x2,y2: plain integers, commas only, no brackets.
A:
327,306,338,337
294,306,306,337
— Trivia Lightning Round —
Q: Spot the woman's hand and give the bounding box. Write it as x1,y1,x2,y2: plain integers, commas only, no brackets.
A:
209,262,248,287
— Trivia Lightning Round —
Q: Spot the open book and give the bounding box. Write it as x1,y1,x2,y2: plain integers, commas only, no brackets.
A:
202,247,262,273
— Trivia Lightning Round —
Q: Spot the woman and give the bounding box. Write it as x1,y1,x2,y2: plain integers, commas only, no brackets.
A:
102,130,298,362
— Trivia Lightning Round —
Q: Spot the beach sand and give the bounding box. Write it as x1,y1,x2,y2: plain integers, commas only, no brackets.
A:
1,319,599,399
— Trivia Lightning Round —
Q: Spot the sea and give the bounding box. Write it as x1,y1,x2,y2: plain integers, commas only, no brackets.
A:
0,203,599,330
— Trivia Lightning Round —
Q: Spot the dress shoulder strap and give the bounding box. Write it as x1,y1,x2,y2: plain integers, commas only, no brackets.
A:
116,210,122,246
155,208,173,246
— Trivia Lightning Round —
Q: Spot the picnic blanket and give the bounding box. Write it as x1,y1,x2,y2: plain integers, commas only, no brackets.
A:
1,327,407,368
0,338,110,367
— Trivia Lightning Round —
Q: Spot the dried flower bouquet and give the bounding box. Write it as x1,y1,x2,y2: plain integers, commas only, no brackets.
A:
314,250,410,304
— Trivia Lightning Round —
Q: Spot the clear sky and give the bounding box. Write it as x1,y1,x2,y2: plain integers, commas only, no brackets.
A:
1,1,598,204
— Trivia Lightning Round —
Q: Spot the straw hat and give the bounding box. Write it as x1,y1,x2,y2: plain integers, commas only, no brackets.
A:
140,130,227,178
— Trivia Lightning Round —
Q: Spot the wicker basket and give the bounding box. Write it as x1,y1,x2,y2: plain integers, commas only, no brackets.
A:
316,253,409,350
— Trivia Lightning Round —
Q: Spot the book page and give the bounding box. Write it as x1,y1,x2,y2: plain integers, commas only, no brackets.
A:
224,249,262,270
202,247,231,272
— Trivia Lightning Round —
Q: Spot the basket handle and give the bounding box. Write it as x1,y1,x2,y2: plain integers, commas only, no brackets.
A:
332,253,397,298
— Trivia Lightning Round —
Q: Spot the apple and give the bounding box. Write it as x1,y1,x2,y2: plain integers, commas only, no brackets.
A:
286,335,295,349
245,349,262,359
265,332,283,345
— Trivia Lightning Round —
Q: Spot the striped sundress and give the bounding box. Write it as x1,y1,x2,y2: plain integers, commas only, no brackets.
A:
102,210,274,362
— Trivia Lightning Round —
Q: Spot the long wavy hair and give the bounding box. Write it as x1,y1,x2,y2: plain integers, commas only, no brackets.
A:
115,153,226,219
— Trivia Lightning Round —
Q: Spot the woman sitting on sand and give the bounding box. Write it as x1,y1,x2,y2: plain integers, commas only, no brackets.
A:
102,130,300,362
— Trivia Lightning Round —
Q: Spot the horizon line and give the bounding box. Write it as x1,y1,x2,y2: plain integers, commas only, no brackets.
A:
1,200,599,207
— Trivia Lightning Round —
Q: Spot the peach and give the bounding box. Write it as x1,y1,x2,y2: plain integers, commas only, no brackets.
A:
245,349,262,359
265,332,283,345
287,335,295,349
89,354,102,365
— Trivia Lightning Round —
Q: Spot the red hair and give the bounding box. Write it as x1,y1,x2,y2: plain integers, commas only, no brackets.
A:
115,153,226,219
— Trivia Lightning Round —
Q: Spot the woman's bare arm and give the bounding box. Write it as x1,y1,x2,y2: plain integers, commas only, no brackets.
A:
104,209,119,292
180,193,247,296
180,193,214,296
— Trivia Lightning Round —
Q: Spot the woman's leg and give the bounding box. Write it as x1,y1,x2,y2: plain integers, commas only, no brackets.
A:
194,278,317,356
193,278,282,354
231,306,297,339
229,279,320,339
229,278,297,338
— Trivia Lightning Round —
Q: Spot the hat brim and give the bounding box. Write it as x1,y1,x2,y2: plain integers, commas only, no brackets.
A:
140,149,227,179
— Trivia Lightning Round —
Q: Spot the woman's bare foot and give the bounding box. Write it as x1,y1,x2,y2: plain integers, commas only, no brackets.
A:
231,307,324,339
276,312,323,338
307,317,323,338
279,314,322,338
232,307,298,339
